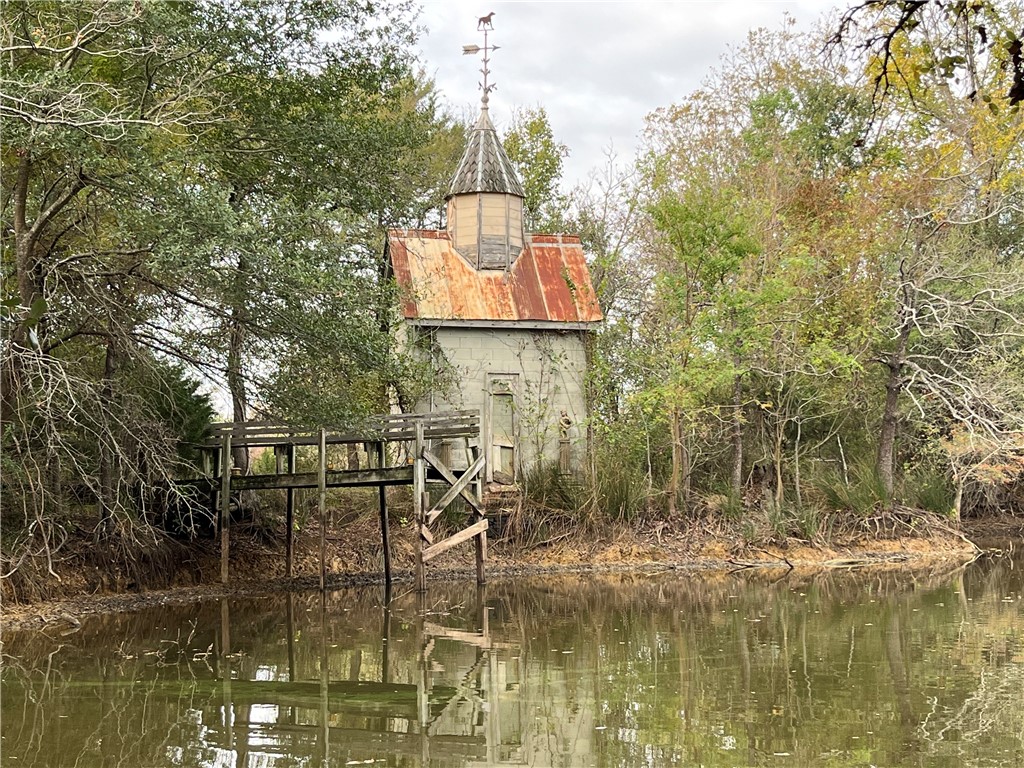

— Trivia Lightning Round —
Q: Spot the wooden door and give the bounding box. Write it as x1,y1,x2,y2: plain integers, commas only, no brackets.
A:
486,374,518,484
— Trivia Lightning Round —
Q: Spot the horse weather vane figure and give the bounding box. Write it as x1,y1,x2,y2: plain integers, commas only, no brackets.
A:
463,13,499,109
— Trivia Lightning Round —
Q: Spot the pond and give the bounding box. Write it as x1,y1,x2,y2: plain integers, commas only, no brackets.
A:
2,552,1023,767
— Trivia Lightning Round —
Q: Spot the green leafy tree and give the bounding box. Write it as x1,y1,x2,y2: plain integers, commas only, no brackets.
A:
648,176,760,510
0,0,460,584
503,106,570,232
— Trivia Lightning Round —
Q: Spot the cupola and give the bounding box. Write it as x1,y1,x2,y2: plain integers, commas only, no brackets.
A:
445,20,525,271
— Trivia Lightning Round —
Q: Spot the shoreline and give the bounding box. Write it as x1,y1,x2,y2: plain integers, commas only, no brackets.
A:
0,527,988,635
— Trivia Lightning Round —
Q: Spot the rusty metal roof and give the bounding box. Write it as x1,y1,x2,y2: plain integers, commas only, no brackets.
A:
446,109,525,199
388,230,603,325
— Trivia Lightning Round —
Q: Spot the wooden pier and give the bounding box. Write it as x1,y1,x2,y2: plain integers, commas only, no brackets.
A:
186,410,488,591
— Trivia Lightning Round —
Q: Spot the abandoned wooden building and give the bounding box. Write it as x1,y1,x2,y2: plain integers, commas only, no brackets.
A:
387,101,602,486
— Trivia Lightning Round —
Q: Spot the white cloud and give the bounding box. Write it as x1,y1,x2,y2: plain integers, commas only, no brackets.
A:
416,0,840,187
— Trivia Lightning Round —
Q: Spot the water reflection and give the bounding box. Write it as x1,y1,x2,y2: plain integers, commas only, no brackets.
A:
2,552,1023,767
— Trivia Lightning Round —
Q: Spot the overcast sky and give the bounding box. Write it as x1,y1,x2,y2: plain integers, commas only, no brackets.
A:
415,0,842,187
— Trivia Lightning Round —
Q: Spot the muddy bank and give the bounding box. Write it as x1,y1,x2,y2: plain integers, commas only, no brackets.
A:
1,509,991,634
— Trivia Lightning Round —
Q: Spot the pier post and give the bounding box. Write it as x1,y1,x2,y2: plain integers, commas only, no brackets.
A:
476,410,487,584
376,442,392,586
220,433,232,584
210,447,221,525
286,443,296,577
414,422,426,592
318,428,327,592
473,439,487,586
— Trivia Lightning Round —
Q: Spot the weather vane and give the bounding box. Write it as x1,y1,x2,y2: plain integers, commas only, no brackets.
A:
462,12,499,110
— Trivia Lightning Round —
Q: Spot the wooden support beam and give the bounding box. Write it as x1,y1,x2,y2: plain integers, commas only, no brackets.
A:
204,409,479,437
475,521,488,586
202,424,482,448
422,451,485,521
210,447,221,526
419,525,434,545
471,440,486,585
207,466,413,491
414,423,426,593
471,436,484,501
220,433,232,585
318,428,326,592
201,424,479,442
286,444,296,578
377,443,391,586
473,442,485,585
421,519,489,563
276,446,289,579
422,622,514,649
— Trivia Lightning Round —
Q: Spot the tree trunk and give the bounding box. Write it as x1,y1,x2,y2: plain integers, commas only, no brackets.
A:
952,473,964,523
46,446,64,526
2,154,35,426
225,190,251,474
226,306,250,474
4,155,86,426
12,154,37,334
98,337,119,530
668,407,684,515
731,374,744,500
773,415,785,505
226,239,249,475
794,417,802,509
680,424,691,510
877,322,911,499
877,368,901,499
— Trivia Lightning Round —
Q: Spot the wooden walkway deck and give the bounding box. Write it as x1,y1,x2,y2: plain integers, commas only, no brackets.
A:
182,410,487,591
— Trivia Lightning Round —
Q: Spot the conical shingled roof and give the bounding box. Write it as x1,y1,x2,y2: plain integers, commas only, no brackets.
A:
446,109,525,199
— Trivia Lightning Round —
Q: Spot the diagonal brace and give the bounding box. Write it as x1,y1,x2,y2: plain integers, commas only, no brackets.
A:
422,451,484,523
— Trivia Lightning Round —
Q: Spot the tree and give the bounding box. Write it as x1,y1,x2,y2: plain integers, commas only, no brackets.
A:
829,0,1024,108
1,0,459,584
851,3,1024,499
503,106,570,232
640,25,882,519
632,12,1024,526
649,176,760,509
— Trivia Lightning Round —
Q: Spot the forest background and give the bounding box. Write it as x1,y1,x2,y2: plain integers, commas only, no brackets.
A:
2,0,1023,595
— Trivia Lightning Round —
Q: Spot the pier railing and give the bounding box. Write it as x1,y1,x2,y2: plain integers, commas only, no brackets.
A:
199,409,483,450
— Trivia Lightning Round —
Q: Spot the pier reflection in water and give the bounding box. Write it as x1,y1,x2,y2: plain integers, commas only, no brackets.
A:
2,552,1023,767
